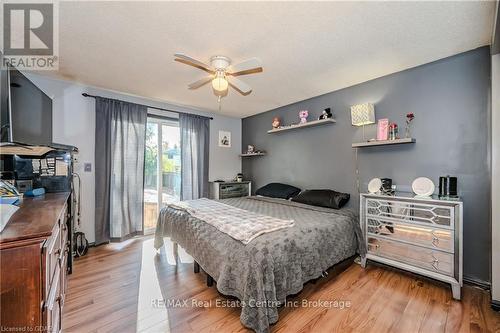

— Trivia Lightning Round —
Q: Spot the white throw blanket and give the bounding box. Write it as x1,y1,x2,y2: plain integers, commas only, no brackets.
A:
169,198,294,244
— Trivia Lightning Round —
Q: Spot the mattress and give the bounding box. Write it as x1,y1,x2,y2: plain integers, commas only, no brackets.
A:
154,196,366,333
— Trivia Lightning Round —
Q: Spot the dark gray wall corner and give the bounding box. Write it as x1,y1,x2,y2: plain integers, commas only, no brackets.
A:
242,46,491,284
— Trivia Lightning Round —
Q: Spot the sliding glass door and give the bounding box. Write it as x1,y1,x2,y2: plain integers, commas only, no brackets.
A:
144,116,181,234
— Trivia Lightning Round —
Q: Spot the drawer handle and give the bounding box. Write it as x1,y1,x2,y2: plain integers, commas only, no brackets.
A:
370,244,380,252
432,236,440,247
431,259,439,271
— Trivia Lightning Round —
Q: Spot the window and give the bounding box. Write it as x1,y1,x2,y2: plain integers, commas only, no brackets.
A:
143,115,181,233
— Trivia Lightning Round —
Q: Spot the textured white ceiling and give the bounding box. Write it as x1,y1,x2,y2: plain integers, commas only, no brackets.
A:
43,1,494,118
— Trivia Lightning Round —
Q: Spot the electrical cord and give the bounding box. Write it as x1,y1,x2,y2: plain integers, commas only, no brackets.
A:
72,172,88,257
72,172,81,227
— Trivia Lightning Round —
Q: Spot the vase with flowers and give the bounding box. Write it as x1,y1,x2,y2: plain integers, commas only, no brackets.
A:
389,123,398,140
405,112,415,138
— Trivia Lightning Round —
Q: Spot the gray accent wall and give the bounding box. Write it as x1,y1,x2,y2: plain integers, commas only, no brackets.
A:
242,47,491,284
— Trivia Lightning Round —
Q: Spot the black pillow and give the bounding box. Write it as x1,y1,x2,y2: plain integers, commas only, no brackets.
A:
255,183,301,200
291,189,350,209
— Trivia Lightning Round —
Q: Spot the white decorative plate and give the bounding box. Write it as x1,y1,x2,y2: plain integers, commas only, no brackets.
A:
412,177,435,196
368,178,382,194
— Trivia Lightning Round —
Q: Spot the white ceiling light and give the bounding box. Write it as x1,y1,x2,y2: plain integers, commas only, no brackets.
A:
212,72,228,92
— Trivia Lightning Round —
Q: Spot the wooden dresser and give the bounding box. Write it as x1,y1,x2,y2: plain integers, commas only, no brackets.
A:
0,193,71,332
360,192,463,299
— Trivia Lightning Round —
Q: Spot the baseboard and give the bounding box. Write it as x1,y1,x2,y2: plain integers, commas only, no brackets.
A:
491,300,500,311
463,276,491,290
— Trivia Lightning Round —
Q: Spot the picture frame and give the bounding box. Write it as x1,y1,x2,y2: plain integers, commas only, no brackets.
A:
218,130,231,148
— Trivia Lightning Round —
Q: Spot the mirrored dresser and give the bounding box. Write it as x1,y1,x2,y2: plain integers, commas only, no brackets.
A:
210,181,252,200
360,192,463,300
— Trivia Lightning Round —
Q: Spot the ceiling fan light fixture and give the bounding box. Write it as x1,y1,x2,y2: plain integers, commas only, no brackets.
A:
175,53,262,100
212,73,228,92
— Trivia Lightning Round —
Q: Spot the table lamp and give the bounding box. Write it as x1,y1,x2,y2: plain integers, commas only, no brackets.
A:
351,103,375,141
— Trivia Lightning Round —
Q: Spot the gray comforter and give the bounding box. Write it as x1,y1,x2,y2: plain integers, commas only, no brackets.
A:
154,196,366,333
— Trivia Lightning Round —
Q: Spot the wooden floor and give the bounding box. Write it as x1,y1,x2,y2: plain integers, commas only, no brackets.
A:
63,236,500,333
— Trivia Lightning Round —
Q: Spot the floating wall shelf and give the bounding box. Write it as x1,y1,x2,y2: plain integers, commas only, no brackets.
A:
267,118,336,134
239,152,266,157
352,138,416,148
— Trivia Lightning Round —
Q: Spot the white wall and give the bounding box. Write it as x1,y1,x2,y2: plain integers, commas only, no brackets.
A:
492,53,500,303
24,73,242,243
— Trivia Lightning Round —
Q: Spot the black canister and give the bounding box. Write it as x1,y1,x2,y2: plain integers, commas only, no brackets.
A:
439,175,457,197
447,176,458,196
439,177,447,197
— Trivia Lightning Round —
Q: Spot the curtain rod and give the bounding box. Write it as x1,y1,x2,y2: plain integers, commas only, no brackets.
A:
81,93,214,120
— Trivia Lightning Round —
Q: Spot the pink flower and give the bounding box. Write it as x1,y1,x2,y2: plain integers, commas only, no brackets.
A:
406,112,415,124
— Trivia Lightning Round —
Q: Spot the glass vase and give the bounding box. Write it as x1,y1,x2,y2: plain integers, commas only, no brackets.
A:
405,123,411,138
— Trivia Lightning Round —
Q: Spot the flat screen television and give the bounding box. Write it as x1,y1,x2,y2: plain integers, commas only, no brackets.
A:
0,61,53,146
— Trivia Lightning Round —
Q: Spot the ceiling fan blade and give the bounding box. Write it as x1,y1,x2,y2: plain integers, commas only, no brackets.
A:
188,76,213,89
228,57,262,75
174,53,214,73
227,76,252,95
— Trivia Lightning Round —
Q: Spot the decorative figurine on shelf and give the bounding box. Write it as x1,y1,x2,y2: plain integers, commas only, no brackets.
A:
389,122,399,140
247,145,255,153
272,117,281,129
405,112,415,138
299,110,309,124
318,108,333,120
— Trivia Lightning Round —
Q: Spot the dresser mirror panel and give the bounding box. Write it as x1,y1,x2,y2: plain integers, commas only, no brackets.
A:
367,236,454,276
366,198,453,228
220,184,249,198
367,217,453,252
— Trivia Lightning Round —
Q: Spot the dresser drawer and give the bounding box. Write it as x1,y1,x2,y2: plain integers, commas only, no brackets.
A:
367,217,454,253
219,184,249,199
366,198,454,229
60,251,69,308
45,221,62,289
45,264,61,333
367,236,454,276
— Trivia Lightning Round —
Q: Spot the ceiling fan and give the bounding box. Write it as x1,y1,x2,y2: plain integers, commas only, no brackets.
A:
174,53,263,101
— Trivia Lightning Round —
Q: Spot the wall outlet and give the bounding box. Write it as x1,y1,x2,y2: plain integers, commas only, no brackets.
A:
84,163,92,172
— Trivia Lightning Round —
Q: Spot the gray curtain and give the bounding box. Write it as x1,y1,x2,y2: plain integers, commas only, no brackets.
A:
95,97,147,244
179,113,210,200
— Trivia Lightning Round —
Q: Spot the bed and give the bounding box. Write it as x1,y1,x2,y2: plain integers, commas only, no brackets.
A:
154,195,366,333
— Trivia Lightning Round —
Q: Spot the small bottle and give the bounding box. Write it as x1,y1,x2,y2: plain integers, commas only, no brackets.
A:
389,123,398,140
